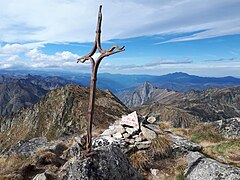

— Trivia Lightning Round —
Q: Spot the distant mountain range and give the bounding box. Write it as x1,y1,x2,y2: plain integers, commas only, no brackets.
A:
2,70,240,93
1,71,240,117
99,72,240,92
0,74,74,116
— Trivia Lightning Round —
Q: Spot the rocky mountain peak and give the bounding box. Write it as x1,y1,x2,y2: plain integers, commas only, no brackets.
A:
0,84,129,150
116,82,180,108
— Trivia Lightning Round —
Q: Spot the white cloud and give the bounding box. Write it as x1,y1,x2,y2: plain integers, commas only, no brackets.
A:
0,45,91,70
25,48,88,69
0,42,45,55
0,44,28,54
0,0,239,43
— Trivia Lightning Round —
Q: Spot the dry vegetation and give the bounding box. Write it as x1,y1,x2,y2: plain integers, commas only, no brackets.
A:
0,153,33,173
171,123,240,167
203,140,240,167
0,153,35,179
150,135,172,157
0,141,68,179
129,151,149,172
128,134,189,179
159,121,171,130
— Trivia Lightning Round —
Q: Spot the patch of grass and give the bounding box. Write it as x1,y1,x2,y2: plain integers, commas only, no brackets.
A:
175,157,187,180
171,128,190,137
189,124,223,143
176,170,185,180
204,140,240,166
129,151,149,172
0,153,33,175
35,149,57,166
150,135,172,157
176,165,186,180
159,121,171,130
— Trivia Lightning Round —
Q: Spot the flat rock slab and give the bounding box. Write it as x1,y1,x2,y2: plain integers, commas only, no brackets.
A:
62,145,143,180
143,124,163,134
168,132,202,152
101,125,125,136
185,151,240,180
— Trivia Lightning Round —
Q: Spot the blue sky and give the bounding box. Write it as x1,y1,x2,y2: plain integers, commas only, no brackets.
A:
0,0,240,77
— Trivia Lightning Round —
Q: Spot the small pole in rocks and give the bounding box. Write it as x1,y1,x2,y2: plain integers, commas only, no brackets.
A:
77,5,125,156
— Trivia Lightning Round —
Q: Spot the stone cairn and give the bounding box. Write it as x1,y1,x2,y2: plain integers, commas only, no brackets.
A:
93,111,161,153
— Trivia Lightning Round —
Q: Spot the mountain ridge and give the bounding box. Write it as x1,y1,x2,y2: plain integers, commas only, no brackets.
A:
0,84,129,150
0,74,75,116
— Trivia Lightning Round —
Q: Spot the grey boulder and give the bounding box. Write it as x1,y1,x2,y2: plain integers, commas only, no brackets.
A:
185,151,240,180
62,145,143,180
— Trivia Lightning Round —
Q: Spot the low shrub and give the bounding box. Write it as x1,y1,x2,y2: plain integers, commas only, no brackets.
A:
150,135,172,158
129,151,149,171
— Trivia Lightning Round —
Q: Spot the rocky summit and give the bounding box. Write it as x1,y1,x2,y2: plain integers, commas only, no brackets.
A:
0,108,239,179
0,84,129,150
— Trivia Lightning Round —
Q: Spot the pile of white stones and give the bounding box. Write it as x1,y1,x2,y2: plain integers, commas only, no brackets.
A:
93,111,161,152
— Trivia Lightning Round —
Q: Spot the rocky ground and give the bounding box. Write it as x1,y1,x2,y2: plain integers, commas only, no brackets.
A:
0,112,239,179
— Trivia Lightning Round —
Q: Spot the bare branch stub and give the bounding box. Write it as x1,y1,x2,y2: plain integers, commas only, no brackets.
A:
77,5,125,156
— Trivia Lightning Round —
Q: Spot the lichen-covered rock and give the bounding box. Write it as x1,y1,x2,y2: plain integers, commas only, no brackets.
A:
0,137,68,158
62,142,82,159
92,135,127,149
62,145,143,180
185,151,240,180
168,132,202,152
214,118,240,139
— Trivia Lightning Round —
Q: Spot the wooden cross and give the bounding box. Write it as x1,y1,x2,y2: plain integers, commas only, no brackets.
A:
77,5,125,155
